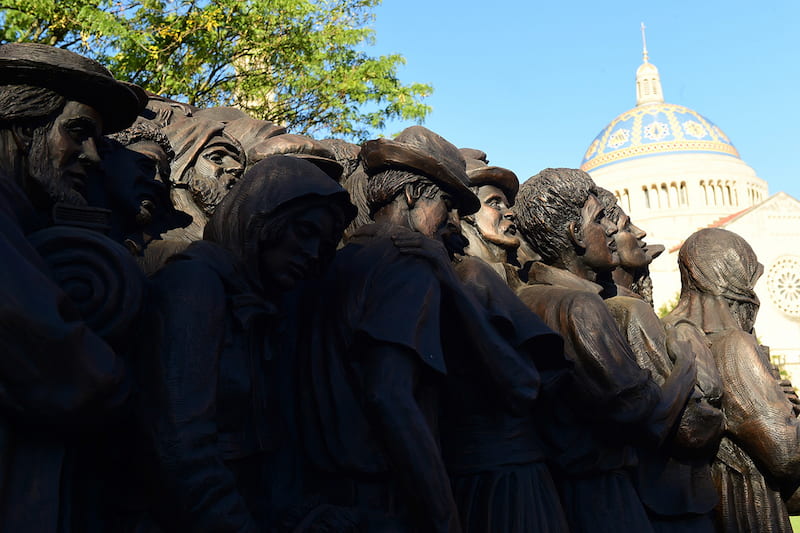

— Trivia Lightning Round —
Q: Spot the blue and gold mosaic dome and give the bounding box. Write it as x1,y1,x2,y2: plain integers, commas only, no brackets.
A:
580,103,739,172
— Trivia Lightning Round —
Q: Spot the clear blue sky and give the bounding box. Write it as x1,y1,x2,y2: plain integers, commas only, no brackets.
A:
368,0,800,199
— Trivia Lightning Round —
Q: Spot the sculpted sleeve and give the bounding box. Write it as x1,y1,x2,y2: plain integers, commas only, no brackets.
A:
518,285,659,426
148,260,259,533
0,200,128,422
713,329,800,487
352,253,447,374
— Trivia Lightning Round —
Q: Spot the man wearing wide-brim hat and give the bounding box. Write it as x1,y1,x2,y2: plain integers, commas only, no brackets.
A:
0,42,142,532
0,42,143,215
297,125,475,532
296,126,548,533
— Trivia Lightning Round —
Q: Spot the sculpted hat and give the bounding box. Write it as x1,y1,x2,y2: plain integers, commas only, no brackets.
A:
360,125,480,215
248,133,344,182
0,43,144,134
460,148,519,206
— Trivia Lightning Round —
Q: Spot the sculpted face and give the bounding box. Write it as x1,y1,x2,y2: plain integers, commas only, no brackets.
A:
188,135,244,215
28,100,103,205
576,193,618,271
259,204,340,291
104,140,171,229
474,184,520,250
613,211,650,269
408,187,458,240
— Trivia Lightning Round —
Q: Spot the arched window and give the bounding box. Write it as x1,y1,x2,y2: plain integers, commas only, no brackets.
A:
718,182,726,206
623,189,630,212
660,183,670,208
669,182,679,207
701,180,708,205
679,181,688,206
651,184,660,209
643,186,650,209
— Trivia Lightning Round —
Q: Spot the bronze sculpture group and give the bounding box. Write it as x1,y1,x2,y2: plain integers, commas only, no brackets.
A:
1,42,798,533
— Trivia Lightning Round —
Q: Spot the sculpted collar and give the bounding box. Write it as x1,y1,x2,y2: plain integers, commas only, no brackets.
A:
525,261,603,295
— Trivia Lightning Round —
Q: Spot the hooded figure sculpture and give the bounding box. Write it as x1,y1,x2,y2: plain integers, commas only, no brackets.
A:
664,228,800,533
143,155,355,532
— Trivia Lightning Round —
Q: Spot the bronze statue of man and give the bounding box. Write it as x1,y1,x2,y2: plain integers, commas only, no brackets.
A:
423,149,571,532
296,126,479,533
595,187,664,304
298,126,558,533
594,188,724,532
513,168,696,533
0,42,143,532
457,148,524,287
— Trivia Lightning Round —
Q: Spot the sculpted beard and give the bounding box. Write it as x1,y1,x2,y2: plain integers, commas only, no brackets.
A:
26,126,87,208
187,167,227,217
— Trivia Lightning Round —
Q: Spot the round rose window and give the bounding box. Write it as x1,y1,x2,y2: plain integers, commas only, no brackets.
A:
766,256,800,317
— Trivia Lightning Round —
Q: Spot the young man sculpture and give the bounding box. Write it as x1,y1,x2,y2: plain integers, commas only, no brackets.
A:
513,167,696,533
594,188,724,532
441,150,570,532
457,148,523,287
297,126,547,533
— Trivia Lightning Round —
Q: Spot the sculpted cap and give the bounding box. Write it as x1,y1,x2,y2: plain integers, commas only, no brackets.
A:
460,148,519,206
360,125,480,215
0,42,144,133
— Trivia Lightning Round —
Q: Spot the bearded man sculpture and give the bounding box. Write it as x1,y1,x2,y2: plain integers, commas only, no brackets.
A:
0,42,143,532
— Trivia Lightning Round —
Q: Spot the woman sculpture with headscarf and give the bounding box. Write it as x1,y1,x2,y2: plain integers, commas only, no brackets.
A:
141,155,355,532
664,227,800,533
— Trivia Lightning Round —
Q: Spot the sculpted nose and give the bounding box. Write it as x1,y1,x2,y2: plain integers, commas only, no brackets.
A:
448,208,460,226
78,138,101,167
603,219,618,236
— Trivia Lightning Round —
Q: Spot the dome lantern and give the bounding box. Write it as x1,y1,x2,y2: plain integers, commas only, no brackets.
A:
636,23,664,106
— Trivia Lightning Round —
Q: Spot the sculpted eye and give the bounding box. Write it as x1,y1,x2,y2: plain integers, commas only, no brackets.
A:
204,151,225,164
67,123,92,142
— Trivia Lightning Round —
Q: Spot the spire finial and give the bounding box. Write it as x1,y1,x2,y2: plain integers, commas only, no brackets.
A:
641,22,649,63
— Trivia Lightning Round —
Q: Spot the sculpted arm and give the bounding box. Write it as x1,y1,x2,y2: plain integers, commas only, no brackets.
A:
519,286,679,439
0,212,129,422
149,261,259,533
715,329,800,487
359,340,461,533
392,236,541,414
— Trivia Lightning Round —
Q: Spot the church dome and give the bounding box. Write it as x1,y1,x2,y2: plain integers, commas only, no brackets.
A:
580,103,740,172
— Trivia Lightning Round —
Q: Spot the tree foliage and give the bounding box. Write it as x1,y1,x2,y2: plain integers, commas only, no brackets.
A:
0,0,432,138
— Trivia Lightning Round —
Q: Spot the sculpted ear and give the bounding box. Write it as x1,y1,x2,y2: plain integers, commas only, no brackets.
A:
10,124,34,152
403,184,417,208
568,220,585,249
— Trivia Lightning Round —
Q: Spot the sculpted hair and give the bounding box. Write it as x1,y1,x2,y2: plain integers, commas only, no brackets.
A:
0,84,66,126
513,168,597,264
364,168,439,216
106,120,175,162
595,187,622,225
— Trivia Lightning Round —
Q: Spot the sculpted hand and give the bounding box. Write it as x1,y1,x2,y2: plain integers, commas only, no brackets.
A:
391,233,460,289
779,379,800,416
666,337,698,384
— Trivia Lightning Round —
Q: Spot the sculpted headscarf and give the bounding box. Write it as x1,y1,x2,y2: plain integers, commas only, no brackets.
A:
204,155,356,285
669,228,763,333
162,117,244,188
